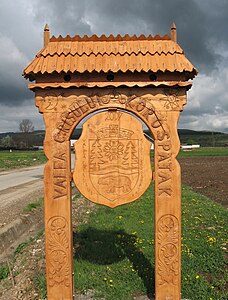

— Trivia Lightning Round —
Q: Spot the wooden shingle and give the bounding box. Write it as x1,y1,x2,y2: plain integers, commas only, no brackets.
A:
23,31,197,80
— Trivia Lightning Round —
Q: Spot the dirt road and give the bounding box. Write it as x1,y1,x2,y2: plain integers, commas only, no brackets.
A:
0,165,44,191
0,154,78,227
0,166,44,226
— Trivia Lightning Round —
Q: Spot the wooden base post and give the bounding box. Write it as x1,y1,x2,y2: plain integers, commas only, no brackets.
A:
44,114,73,300
154,112,181,300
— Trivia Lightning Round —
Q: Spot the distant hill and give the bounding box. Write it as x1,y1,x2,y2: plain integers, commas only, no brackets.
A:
141,129,228,147
0,128,227,148
178,129,228,147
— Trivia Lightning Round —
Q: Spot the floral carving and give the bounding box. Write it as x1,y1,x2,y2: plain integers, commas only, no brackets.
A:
161,89,183,110
47,216,70,287
104,140,124,161
157,214,179,285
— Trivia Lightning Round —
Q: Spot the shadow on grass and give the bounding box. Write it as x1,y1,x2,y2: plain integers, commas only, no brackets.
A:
73,227,155,298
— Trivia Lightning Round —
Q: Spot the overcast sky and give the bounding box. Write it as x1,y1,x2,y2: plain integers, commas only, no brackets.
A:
0,0,227,133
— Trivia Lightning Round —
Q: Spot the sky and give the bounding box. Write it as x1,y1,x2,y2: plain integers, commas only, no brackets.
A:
0,0,228,133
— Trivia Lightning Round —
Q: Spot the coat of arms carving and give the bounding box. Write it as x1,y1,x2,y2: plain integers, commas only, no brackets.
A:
73,110,152,207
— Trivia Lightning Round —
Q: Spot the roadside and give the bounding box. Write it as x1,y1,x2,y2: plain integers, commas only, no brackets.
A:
0,165,44,262
0,180,43,226
0,163,44,229
0,194,96,300
0,154,227,299
0,151,46,172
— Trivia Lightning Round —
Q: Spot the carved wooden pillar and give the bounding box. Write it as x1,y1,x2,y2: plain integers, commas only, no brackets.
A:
153,120,180,299
42,111,73,300
152,93,185,300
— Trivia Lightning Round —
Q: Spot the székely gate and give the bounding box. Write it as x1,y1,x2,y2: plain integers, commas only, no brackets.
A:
23,23,197,300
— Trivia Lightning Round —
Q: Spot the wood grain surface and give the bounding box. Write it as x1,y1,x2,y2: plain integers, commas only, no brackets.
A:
73,110,153,207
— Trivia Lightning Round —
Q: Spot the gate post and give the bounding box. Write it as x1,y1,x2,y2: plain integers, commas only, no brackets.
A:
43,113,73,299
153,111,182,299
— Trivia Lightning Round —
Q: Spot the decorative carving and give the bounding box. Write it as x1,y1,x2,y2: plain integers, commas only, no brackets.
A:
156,127,172,197
88,129,139,202
53,152,67,199
160,89,183,110
88,130,139,202
43,95,61,110
53,94,165,143
36,93,63,112
47,216,70,287
73,110,152,207
98,175,131,194
157,214,179,286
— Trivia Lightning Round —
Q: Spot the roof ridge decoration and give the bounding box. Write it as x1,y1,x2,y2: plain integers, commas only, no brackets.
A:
38,50,184,59
23,23,198,80
50,33,171,42
39,41,184,58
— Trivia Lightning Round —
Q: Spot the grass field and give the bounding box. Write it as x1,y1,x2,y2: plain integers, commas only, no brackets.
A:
0,147,227,171
72,186,227,300
178,147,228,157
0,150,46,170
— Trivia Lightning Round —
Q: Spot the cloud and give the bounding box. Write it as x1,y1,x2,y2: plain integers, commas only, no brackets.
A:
180,57,228,132
0,0,227,132
0,34,32,105
185,57,228,114
32,0,92,36
0,102,44,133
83,0,220,73
26,0,226,72
179,113,228,133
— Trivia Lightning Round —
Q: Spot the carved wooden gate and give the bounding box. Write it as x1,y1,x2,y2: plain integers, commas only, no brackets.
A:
23,24,197,300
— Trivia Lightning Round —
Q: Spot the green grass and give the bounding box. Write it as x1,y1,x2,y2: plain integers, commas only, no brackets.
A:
0,150,46,170
0,147,226,171
181,187,228,299
72,186,227,300
34,273,47,299
14,240,32,256
23,197,43,213
150,147,228,160
0,147,227,171
0,265,9,281
178,147,228,157
14,230,44,257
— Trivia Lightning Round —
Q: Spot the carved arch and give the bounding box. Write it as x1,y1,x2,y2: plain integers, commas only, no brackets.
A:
51,95,168,144
39,89,182,299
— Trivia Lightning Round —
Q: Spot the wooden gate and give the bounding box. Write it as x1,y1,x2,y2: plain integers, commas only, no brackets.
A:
23,23,197,300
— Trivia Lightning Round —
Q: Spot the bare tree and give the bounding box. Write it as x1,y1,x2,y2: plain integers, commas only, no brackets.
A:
19,119,34,133
19,119,34,148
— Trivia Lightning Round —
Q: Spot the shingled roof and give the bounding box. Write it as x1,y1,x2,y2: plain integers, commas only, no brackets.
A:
23,24,197,81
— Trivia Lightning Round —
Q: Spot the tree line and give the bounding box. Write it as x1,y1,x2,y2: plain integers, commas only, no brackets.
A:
0,119,43,149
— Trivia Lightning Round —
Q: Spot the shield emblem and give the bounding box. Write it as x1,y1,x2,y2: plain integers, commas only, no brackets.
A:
89,138,139,202
73,111,152,207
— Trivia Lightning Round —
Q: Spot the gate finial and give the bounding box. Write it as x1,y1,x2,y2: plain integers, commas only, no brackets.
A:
171,21,177,42
44,24,50,48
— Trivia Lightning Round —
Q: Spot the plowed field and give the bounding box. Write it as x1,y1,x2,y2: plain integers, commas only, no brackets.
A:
179,156,228,207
